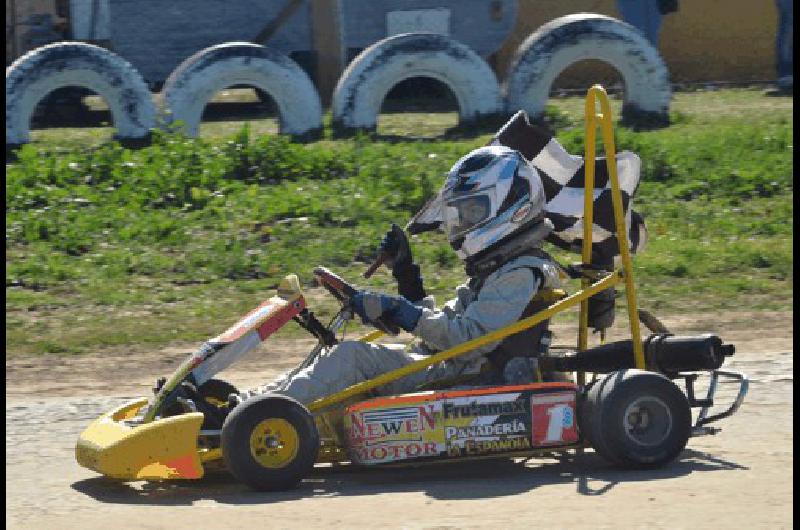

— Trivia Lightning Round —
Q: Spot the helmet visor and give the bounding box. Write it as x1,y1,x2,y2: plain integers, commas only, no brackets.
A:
443,193,493,239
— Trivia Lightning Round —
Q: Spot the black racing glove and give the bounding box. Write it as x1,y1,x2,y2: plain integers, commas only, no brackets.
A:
379,223,426,303
587,255,615,332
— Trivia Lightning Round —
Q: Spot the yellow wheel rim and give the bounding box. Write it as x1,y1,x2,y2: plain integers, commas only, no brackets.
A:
249,418,300,469
204,396,228,408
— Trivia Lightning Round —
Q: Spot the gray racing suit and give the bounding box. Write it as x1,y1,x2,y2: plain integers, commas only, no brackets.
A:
252,254,561,405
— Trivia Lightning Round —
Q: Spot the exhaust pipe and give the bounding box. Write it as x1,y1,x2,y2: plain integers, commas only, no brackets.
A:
548,334,735,377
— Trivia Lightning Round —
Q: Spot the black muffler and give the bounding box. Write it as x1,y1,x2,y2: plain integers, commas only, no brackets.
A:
547,334,735,377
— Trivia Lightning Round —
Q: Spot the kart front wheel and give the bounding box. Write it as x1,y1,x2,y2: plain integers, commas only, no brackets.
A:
580,369,691,469
221,394,319,491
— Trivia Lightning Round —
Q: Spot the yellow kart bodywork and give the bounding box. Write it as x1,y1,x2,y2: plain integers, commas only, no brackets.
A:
75,398,207,480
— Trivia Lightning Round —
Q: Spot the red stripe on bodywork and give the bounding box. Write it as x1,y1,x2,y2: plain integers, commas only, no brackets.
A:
257,296,305,341
441,382,576,399
164,454,203,479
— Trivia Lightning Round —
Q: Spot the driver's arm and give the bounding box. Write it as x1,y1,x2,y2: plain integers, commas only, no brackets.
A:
411,268,539,364
393,262,426,303
378,224,427,302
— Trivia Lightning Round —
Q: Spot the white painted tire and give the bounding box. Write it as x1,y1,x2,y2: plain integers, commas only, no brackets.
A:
162,42,322,138
332,33,503,131
6,42,155,145
506,14,671,122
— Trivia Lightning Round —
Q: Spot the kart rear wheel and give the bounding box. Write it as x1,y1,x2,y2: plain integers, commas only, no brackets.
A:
197,379,238,409
162,378,238,428
197,379,239,429
221,394,319,491
579,369,691,469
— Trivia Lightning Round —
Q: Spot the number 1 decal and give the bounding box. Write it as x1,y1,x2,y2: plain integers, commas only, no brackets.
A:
531,392,579,446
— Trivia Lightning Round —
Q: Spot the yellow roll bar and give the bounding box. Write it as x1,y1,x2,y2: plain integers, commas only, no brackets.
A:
583,85,645,370
306,84,645,414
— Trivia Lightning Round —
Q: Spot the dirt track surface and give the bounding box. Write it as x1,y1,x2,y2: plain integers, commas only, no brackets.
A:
6,311,793,529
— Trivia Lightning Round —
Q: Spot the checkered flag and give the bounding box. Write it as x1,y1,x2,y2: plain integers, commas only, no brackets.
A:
408,111,647,262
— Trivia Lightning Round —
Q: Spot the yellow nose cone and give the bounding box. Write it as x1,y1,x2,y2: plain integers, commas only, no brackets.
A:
76,398,205,480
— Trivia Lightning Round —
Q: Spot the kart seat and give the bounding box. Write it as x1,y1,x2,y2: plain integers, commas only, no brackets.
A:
414,287,568,391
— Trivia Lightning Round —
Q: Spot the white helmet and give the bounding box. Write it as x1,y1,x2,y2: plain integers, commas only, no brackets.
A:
441,145,547,260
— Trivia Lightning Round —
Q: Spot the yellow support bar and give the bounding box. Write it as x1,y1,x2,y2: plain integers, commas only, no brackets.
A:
578,92,599,387
199,448,222,463
359,330,385,343
307,272,622,412
584,85,646,370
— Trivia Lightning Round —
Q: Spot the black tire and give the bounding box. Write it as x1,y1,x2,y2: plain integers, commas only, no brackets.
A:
197,378,238,409
579,369,691,469
197,378,239,429
160,378,238,427
221,394,319,491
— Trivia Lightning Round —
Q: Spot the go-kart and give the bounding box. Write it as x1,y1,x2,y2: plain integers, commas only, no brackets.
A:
76,86,749,491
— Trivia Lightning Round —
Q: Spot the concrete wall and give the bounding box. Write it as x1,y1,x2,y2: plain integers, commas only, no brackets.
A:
658,0,778,83
314,0,779,101
107,0,313,86
7,0,779,96
494,0,779,87
338,0,517,61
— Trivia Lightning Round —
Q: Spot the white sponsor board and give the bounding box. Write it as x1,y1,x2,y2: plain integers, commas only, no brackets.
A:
387,9,450,36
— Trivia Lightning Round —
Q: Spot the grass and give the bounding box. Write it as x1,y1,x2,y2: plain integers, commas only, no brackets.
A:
6,88,793,356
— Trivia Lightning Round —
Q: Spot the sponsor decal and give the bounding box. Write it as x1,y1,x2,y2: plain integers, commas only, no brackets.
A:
348,405,437,446
531,392,579,446
445,419,527,440
351,441,440,463
443,395,533,457
346,389,578,463
511,202,533,223
447,436,531,457
443,399,527,419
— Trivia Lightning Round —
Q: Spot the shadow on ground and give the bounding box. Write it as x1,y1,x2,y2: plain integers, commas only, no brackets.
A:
71,448,747,507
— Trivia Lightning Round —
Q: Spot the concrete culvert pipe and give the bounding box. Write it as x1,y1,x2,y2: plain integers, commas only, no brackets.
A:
162,42,322,139
5,42,156,145
332,33,503,132
505,13,671,124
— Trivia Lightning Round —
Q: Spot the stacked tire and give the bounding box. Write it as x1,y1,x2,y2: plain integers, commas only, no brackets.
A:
332,32,503,133
162,42,322,140
6,42,155,146
505,14,671,124
6,13,672,145
5,42,325,145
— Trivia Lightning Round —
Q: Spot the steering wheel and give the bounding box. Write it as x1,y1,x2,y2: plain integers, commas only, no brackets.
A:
312,266,401,335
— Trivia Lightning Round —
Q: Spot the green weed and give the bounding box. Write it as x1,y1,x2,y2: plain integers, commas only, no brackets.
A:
6,89,793,356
